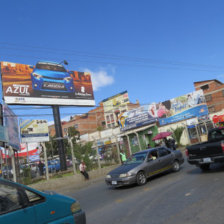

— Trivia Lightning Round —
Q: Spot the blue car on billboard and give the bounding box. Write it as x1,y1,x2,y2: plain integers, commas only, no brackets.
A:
31,61,75,94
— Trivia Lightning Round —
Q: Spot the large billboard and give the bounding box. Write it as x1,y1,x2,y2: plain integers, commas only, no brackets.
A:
20,119,49,143
102,91,129,112
118,90,208,131
1,61,95,106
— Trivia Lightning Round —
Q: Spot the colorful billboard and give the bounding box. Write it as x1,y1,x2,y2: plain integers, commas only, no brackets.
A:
118,90,208,131
3,103,20,150
118,104,157,132
102,91,129,112
1,61,95,106
158,90,208,125
20,119,49,143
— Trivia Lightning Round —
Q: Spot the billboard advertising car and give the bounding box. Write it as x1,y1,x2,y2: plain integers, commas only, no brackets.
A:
20,119,49,143
1,61,95,106
118,90,208,131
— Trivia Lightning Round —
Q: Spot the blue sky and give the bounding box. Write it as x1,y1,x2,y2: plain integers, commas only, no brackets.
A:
1,0,224,122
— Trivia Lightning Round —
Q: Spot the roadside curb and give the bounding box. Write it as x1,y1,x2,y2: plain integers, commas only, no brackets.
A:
28,164,119,193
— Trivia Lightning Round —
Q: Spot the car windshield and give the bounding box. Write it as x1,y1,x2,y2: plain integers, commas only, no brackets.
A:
36,63,66,72
125,152,147,164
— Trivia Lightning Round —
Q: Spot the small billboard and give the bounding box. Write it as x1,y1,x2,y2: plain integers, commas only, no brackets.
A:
118,104,157,132
1,61,95,106
102,91,129,112
3,103,20,150
20,119,49,143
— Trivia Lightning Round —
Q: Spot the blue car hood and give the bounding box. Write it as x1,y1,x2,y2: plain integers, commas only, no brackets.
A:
33,69,70,78
109,163,140,174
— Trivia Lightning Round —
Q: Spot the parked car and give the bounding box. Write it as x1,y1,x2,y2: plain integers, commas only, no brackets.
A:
44,160,61,173
186,126,224,171
105,147,184,187
0,178,86,224
31,61,75,94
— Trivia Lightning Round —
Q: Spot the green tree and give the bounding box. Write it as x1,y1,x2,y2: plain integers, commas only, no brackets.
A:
169,126,185,146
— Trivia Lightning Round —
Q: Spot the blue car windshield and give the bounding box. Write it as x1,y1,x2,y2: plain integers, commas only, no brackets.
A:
125,152,147,164
36,63,66,72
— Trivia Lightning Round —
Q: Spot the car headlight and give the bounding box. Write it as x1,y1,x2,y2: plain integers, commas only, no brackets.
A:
119,172,132,178
64,76,72,82
106,174,111,178
32,73,42,80
71,201,81,214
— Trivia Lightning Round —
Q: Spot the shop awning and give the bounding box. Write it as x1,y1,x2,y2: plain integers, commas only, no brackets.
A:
118,123,156,137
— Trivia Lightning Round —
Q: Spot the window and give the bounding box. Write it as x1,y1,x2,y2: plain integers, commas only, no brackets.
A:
158,148,171,157
106,115,110,123
201,84,209,90
208,106,215,113
25,189,42,203
0,183,23,214
110,114,114,122
205,94,212,102
74,124,78,129
222,90,224,97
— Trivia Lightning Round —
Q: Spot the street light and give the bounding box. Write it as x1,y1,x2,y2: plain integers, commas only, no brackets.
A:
59,60,68,65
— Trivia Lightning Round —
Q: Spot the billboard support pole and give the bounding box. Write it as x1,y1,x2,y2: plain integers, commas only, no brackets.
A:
52,105,67,171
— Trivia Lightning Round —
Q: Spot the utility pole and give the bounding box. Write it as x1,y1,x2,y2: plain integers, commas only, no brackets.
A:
68,137,77,175
52,105,67,171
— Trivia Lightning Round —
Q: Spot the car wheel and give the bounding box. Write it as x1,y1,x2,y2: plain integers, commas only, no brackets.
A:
172,160,180,172
136,171,147,186
200,164,210,171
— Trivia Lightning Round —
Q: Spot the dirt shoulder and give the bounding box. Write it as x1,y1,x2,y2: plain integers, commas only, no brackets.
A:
28,165,119,194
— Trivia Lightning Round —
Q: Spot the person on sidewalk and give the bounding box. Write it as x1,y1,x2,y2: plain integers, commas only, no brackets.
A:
120,150,127,164
79,160,89,180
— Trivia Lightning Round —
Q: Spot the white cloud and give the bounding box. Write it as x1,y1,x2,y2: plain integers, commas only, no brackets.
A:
84,68,114,91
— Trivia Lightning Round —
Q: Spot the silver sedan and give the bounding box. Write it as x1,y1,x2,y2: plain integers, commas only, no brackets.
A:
105,147,184,187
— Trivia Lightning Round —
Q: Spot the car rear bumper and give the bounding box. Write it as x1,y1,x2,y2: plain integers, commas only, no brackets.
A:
105,176,136,187
188,155,224,165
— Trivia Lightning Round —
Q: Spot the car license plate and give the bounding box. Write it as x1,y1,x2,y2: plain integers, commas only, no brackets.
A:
203,158,211,163
112,181,117,185
43,82,65,89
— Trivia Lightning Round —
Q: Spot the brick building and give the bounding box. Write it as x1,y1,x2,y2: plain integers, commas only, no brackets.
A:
48,104,105,137
194,79,224,113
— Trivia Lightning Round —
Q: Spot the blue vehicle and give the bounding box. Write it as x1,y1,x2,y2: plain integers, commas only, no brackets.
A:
31,61,75,94
0,178,86,224
46,160,61,173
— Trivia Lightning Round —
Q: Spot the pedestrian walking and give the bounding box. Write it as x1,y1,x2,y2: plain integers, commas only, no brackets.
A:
38,161,44,176
120,150,127,164
79,160,89,180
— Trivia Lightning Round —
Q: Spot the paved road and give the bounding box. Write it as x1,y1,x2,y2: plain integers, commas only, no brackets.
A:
64,159,224,224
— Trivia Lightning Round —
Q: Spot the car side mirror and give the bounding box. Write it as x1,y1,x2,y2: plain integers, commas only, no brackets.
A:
147,158,153,162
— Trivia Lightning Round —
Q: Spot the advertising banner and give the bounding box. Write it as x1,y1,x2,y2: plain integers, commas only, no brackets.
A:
158,90,208,125
118,90,208,131
102,91,129,112
20,119,49,143
1,61,95,106
118,104,157,132
20,143,40,161
3,104,20,150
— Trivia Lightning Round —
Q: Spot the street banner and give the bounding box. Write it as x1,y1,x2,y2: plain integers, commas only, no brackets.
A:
20,119,49,143
19,143,40,161
3,103,20,150
1,61,95,106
